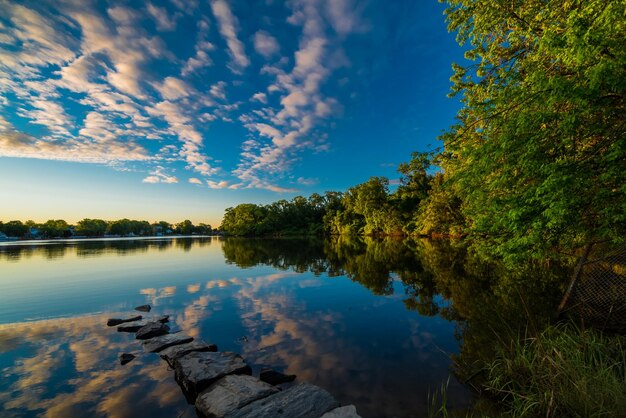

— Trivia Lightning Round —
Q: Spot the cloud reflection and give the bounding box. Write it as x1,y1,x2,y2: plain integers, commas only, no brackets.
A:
0,314,191,417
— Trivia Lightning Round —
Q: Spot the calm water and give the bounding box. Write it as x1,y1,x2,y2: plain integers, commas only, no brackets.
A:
0,237,564,417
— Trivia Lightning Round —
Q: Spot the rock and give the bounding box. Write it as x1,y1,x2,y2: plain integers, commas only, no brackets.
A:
107,315,142,326
135,321,169,340
321,405,362,418
120,353,135,366
117,321,147,332
195,375,279,418
142,333,194,353
259,368,296,385
135,304,151,312
174,351,251,400
228,383,339,418
154,314,169,323
160,341,218,367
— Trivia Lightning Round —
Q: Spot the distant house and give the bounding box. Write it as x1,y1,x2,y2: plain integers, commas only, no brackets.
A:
28,227,41,239
0,232,18,241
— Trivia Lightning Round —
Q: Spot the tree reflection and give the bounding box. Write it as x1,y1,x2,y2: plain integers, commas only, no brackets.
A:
221,236,572,389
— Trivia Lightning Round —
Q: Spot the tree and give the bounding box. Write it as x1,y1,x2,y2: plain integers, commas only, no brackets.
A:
0,220,29,238
440,0,626,261
76,218,108,237
39,219,71,238
176,220,195,235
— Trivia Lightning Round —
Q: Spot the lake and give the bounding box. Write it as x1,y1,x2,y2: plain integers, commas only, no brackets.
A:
0,236,565,417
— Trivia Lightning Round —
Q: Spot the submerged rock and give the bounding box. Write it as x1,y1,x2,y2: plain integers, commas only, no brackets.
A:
174,351,251,400
195,375,279,418
117,321,147,333
259,368,296,385
142,333,194,353
135,304,151,312
160,340,218,367
227,383,339,418
321,405,362,418
119,353,135,366
107,315,142,326
135,321,169,340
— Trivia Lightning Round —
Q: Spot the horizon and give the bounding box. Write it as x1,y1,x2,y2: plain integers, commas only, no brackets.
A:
0,0,465,225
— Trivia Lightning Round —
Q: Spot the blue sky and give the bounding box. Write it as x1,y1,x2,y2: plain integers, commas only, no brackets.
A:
0,0,465,225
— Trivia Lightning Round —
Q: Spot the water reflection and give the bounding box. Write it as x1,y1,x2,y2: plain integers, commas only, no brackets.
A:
0,237,214,261
0,237,570,417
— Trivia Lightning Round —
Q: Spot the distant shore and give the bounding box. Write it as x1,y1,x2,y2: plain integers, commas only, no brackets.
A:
0,235,218,246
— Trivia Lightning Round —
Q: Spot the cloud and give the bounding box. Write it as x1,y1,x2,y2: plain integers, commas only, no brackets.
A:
297,177,319,186
325,0,368,35
142,166,178,183
181,17,214,76
251,92,267,104
209,81,227,100
206,180,230,189
146,3,179,31
154,76,193,100
253,30,280,58
188,177,203,185
210,0,249,72
232,0,350,192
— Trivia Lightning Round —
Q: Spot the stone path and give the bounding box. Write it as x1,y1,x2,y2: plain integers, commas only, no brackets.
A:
108,305,361,418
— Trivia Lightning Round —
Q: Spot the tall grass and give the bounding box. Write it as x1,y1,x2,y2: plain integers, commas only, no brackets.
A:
484,323,626,417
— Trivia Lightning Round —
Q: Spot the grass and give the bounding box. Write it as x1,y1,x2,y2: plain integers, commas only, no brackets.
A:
483,323,626,417
428,323,626,417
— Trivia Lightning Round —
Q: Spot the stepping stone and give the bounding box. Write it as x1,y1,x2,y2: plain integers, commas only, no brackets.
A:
107,315,142,326
227,383,339,418
119,353,135,366
195,375,279,418
173,351,251,400
154,314,169,323
136,321,170,340
259,368,296,385
135,304,151,312
142,333,194,353
321,405,362,418
160,340,218,367
118,321,148,332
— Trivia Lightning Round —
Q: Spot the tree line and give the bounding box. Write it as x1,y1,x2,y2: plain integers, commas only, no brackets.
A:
222,0,625,263
0,218,213,239
219,152,457,238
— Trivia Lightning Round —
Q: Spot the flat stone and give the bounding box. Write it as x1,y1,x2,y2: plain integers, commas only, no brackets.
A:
174,351,251,400
321,405,362,418
135,321,169,340
160,340,218,367
228,383,339,418
135,304,151,312
259,368,296,385
117,321,148,332
195,375,279,418
119,353,135,366
142,333,194,353
107,315,142,326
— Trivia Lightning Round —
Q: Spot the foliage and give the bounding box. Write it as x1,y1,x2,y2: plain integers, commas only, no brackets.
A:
0,220,30,238
39,219,72,238
439,0,626,261
76,218,108,237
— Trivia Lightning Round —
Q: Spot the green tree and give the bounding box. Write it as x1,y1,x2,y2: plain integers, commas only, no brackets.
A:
76,218,108,237
176,220,195,235
39,219,71,238
0,220,29,238
440,0,626,261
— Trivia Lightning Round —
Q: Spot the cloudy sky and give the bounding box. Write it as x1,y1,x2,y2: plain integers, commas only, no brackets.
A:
0,0,465,225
